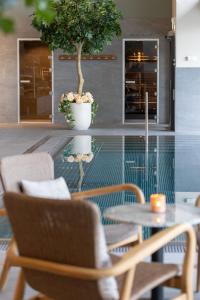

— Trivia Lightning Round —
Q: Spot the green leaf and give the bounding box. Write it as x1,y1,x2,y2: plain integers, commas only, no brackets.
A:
32,0,122,54
0,15,14,32
0,0,56,33
24,0,34,6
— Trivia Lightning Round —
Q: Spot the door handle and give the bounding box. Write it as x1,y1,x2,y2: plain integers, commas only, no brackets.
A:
125,80,136,84
20,80,31,83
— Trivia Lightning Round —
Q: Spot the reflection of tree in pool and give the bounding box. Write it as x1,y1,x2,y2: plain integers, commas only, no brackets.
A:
78,161,84,192
63,136,98,191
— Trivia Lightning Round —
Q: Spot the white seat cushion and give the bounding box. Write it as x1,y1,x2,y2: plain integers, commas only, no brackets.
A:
21,177,71,200
95,214,119,299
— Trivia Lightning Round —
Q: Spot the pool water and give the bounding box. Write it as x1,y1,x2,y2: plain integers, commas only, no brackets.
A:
54,135,200,239
1,135,200,241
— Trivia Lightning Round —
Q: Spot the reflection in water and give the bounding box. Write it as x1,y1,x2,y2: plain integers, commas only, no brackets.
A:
55,136,176,204
55,135,200,206
124,136,175,204
152,214,166,226
78,161,84,192
62,136,95,191
2,135,200,240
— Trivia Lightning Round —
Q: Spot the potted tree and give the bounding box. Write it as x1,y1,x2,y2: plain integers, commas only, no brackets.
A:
32,0,122,130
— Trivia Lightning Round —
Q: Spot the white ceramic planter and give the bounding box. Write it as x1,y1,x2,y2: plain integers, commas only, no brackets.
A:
71,103,91,130
71,135,92,154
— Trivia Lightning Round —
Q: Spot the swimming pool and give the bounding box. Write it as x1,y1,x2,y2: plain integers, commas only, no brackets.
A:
54,135,200,239
1,135,200,241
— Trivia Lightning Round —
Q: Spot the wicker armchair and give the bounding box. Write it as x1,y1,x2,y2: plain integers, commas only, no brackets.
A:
0,152,145,290
4,192,196,300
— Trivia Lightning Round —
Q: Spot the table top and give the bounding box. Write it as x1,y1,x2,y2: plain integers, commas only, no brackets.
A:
104,203,200,228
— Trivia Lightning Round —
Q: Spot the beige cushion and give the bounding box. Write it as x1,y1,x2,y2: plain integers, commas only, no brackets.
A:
111,255,179,300
21,177,71,200
104,223,138,246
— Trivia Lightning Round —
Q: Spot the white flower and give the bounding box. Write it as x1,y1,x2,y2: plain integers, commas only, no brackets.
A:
67,155,74,162
67,92,74,102
85,153,94,163
76,154,83,161
85,92,93,101
75,95,83,104
81,155,88,161
88,98,94,103
81,95,89,103
74,93,80,100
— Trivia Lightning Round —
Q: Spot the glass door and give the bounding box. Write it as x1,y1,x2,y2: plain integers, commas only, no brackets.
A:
124,39,158,123
19,40,52,122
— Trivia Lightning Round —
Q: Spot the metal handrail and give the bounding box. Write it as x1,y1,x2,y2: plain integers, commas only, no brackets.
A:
145,92,149,181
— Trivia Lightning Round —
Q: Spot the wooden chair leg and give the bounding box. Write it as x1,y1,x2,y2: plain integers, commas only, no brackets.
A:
0,252,11,290
197,249,200,292
187,284,194,300
0,238,16,290
13,270,25,300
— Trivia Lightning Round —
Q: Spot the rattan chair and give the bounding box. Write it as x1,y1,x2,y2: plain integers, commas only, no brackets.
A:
0,152,145,290
3,192,196,300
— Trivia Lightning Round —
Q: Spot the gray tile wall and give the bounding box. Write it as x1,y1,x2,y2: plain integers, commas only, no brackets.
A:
175,68,200,132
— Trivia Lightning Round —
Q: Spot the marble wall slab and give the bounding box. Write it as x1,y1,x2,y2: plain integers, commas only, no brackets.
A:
175,68,200,132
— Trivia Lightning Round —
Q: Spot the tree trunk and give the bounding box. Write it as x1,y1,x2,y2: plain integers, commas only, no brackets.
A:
76,43,84,95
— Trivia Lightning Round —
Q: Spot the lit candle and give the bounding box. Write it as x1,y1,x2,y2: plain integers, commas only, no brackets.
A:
150,194,166,213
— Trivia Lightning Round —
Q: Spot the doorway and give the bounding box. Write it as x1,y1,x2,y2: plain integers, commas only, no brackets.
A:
123,39,159,124
18,39,53,122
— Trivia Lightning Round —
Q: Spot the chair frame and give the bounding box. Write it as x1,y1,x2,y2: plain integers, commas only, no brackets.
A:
7,223,196,300
0,183,145,289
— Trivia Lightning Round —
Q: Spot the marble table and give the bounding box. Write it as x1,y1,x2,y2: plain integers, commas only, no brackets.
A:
104,203,200,228
104,203,200,300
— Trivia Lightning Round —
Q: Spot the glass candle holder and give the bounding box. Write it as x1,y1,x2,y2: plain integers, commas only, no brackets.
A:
150,194,166,213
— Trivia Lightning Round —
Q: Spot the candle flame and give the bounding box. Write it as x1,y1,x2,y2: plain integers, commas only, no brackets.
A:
155,201,161,207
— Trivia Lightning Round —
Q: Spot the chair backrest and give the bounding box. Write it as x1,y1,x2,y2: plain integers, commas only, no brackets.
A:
4,192,116,300
0,152,54,192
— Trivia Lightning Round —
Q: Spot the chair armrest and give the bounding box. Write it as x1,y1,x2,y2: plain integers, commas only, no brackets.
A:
0,208,7,216
8,224,195,281
117,223,195,294
195,196,200,231
117,223,195,271
196,196,200,208
71,184,145,204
